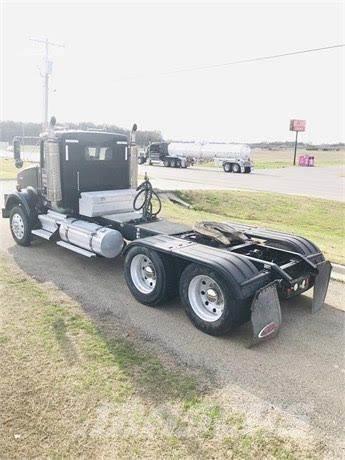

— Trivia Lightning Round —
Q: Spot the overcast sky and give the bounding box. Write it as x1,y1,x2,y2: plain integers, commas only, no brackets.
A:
1,0,344,143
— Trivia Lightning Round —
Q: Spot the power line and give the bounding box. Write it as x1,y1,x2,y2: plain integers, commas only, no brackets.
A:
169,43,345,74
120,43,345,81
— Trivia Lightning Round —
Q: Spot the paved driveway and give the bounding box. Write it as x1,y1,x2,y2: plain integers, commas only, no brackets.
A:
139,164,345,201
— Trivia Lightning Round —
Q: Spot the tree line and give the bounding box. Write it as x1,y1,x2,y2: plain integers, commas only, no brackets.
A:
1,121,343,149
0,121,162,147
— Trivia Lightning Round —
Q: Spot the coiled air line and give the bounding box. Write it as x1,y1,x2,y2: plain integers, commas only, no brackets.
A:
133,174,161,220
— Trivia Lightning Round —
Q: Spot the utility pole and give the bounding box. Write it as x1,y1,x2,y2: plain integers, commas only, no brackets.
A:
293,130,299,166
289,119,306,166
30,37,64,129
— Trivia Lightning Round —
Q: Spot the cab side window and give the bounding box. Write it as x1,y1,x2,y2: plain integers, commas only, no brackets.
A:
85,146,113,160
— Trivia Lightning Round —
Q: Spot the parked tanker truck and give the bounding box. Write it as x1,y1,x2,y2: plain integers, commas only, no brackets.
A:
138,141,253,173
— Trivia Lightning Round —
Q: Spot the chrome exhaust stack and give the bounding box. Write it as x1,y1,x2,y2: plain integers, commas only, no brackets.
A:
129,123,138,189
45,117,62,207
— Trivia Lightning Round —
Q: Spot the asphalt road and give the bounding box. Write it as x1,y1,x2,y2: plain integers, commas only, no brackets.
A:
139,164,345,202
0,215,344,448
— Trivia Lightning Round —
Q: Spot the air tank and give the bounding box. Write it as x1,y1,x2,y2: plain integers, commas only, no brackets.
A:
167,142,251,161
59,219,123,258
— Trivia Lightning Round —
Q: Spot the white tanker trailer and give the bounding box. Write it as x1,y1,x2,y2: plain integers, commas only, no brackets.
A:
138,141,253,173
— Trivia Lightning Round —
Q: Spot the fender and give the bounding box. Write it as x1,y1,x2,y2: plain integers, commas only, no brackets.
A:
124,234,270,300
223,222,324,262
2,187,39,223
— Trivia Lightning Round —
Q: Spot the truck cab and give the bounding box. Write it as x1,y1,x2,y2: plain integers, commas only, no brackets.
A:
15,130,131,214
138,142,190,168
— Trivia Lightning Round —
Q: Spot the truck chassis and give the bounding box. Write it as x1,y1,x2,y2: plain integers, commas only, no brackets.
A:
2,126,331,345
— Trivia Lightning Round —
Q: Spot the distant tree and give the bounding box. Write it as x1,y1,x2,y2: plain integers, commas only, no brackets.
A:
0,120,162,147
0,121,41,142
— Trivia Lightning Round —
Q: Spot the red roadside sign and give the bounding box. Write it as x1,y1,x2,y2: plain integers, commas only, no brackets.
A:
290,119,306,165
290,119,306,132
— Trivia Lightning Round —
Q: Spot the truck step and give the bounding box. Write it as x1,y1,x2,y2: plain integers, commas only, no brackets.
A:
31,229,55,240
56,240,96,258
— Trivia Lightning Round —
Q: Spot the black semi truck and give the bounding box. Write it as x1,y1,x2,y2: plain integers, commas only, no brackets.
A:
138,142,192,168
2,119,331,345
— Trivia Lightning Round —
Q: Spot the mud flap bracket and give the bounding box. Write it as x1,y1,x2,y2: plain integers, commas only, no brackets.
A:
250,281,282,346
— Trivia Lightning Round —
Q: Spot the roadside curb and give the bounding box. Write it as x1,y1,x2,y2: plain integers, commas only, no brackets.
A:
332,263,345,274
331,264,345,283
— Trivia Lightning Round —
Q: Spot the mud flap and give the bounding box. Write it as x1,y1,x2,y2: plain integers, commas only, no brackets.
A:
312,261,332,313
250,281,282,346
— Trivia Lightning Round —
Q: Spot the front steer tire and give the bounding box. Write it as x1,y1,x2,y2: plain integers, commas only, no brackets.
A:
179,263,250,336
9,206,32,246
124,246,177,306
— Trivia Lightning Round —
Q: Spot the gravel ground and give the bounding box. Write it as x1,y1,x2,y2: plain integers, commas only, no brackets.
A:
0,214,344,452
1,177,344,452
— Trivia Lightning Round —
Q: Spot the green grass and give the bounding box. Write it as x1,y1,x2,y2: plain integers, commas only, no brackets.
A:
253,149,344,169
0,158,37,180
161,190,345,264
0,256,323,458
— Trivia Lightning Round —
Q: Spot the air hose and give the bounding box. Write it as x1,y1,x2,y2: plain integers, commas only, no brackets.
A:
133,174,162,220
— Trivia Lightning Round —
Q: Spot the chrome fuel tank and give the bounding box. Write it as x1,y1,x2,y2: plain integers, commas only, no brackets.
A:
59,219,123,258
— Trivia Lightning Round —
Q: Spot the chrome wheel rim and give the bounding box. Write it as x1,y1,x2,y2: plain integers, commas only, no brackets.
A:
11,213,25,240
188,275,225,322
130,254,157,294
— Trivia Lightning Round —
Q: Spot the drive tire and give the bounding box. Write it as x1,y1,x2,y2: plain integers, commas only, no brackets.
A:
232,163,241,173
9,206,32,246
223,162,231,173
163,159,170,167
179,263,250,336
170,159,177,168
124,246,177,306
